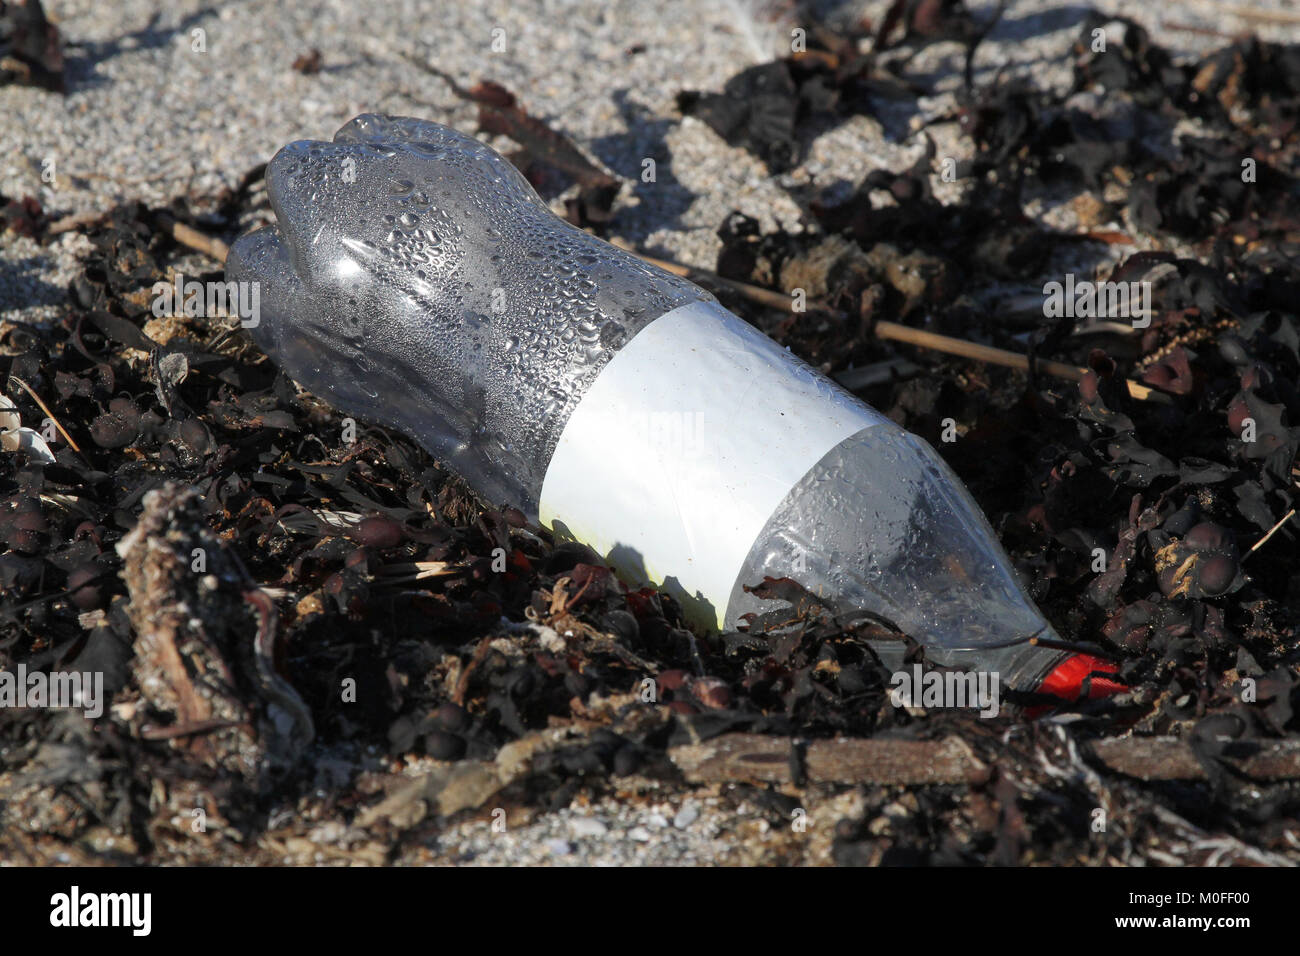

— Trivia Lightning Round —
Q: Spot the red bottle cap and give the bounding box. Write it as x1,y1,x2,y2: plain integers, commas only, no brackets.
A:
1037,652,1126,701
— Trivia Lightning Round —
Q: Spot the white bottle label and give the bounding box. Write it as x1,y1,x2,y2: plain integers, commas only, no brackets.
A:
539,299,887,629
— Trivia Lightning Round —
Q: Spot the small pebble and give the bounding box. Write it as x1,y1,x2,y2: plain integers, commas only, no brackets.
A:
569,817,608,838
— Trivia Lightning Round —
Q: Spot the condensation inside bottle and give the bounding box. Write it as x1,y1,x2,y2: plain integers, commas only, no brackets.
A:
728,425,1052,652
227,114,707,515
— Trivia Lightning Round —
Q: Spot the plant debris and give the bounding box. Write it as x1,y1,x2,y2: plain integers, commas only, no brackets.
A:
0,0,64,92
2,6,1299,866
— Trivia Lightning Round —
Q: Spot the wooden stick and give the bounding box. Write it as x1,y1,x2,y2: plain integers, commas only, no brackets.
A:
1218,4,1300,26
876,319,1089,384
155,212,230,264
1091,736,1300,783
1246,507,1296,559
7,376,82,453
670,733,1300,786
1160,21,1239,40
151,216,1163,403
612,239,794,309
619,242,1163,402
46,209,112,235
671,733,992,786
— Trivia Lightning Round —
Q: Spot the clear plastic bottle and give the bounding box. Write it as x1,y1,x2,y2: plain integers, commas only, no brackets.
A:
228,114,1120,698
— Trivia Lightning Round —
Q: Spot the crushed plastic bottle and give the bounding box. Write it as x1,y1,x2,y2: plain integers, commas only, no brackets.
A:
228,114,1122,699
